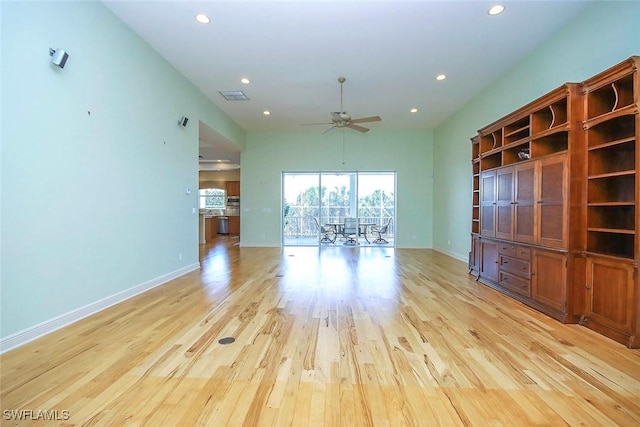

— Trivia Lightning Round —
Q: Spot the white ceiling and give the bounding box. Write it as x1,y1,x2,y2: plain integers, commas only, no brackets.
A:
103,0,593,164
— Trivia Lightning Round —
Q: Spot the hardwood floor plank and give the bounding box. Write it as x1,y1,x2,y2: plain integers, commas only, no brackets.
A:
1,240,639,426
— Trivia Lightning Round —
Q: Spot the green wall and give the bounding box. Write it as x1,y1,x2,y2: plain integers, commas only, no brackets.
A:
0,1,244,341
240,129,433,247
432,0,640,261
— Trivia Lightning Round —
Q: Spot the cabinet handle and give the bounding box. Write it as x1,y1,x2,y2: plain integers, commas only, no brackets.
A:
586,286,592,290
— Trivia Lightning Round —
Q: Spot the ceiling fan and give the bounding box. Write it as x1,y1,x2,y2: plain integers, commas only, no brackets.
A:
303,77,381,134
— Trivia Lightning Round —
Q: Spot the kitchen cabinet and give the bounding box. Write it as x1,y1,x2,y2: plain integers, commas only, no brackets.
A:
228,216,240,235
205,217,217,241
226,181,240,196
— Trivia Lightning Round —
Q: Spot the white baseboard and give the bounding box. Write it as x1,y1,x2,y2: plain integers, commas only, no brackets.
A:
433,247,468,263
0,263,200,354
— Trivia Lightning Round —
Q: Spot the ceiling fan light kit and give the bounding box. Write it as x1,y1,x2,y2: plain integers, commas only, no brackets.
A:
302,77,381,134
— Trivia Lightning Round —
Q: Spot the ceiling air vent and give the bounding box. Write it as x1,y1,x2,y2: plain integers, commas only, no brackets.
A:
219,90,250,101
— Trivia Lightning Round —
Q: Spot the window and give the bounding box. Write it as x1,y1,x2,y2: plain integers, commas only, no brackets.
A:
199,188,226,209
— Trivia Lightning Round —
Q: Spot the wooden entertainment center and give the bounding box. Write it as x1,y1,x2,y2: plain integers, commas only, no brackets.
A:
469,56,640,348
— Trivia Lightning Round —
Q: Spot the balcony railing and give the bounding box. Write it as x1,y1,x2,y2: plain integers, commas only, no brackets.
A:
283,215,395,243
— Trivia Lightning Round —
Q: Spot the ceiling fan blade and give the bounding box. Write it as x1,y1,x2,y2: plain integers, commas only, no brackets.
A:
322,126,337,135
350,116,381,124
346,124,369,133
301,122,333,126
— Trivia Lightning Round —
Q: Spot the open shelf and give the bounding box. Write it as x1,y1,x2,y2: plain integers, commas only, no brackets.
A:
588,140,635,176
531,132,569,157
588,205,635,230
472,137,480,160
587,230,635,259
480,152,502,171
586,114,636,148
480,130,503,153
586,73,635,120
504,117,530,145
503,142,531,165
532,99,568,134
587,174,635,203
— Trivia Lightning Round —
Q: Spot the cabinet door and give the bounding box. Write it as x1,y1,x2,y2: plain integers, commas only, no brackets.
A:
538,155,567,248
585,256,636,336
514,162,536,244
532,250,567,312
226,181,240,196
228,216,240,234
480,239,499,283
480,171,496,237
495,167,514,240
470,235,481,275
205,217,216,240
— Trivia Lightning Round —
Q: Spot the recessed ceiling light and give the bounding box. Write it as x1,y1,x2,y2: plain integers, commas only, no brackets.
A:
263,110,271,115
436,74,447,81
195,14,210,24
410,108,418,113
240,78,250,84
488,5,505,15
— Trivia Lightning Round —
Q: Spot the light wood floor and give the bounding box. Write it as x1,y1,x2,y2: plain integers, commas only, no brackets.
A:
2,238,640,426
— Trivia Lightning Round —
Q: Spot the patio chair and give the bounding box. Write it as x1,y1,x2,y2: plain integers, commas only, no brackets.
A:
314,217,336,244
342,218,359,245
371,217,392,244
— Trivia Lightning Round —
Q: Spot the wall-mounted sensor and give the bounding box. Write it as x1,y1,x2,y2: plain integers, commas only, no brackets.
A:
49,48,69,68
179,116,189,127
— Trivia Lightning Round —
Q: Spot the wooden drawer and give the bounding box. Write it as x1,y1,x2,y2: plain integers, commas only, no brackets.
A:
498,242,531,260
499,271,531,297
514,246,531,261
499,255,530,278
498,242,517,257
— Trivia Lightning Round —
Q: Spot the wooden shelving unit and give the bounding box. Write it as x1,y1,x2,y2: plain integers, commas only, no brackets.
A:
470,56,640,348
583,68,638,259
471,137,481,235
578,57,640,347
470,83,581,323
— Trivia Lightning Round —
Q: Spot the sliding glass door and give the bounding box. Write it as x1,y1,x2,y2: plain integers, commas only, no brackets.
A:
282,171,395,246
357,172,395,242
282,173,319,246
